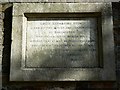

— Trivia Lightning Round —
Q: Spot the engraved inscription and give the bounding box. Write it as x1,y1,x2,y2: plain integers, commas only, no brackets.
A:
26,18,98,67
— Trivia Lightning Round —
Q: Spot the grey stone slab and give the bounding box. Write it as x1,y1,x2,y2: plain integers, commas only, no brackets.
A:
10,3,116,81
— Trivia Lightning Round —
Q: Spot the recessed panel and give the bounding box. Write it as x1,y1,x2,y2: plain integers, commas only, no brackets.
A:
26,18,98,68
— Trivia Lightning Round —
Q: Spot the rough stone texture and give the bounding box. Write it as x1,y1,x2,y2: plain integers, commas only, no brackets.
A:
0,0,120,3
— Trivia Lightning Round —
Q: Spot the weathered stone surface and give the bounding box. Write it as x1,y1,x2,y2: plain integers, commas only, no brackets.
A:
12,3,105,16
10,3,115,81
0,1,118,90
26,18,98,68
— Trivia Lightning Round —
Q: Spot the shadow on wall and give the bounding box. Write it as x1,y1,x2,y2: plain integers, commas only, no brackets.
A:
2,5,12,87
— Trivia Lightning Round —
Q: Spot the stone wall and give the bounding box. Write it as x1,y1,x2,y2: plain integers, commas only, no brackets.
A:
0,1,120,90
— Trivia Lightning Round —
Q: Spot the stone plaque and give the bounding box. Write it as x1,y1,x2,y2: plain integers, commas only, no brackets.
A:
26,18,98,68
10,3,116,81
